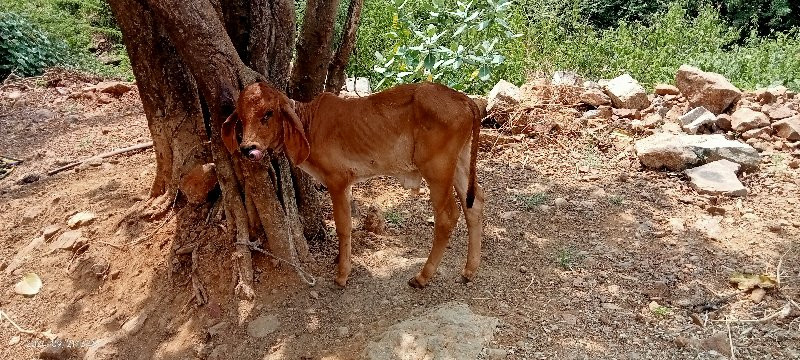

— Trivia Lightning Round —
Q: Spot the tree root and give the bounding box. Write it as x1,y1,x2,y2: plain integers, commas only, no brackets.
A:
190,248,209,305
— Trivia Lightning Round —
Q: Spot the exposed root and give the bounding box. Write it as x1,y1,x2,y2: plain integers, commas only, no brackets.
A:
190,248,208,305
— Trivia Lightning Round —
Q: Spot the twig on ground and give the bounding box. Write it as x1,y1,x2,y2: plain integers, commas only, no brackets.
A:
726,317,736,360
711,302,792,324
0,310,38,336
47,141,153,176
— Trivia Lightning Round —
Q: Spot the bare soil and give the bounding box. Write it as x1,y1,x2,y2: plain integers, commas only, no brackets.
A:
1,75,799,360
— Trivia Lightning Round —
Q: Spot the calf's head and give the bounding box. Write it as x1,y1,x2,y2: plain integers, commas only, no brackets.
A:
221,83,310,165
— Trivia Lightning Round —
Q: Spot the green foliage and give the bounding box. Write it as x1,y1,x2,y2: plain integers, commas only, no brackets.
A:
0,0,129,79
369,0,521,93
515,192,549,210
0,12,66,78
517,2,800,90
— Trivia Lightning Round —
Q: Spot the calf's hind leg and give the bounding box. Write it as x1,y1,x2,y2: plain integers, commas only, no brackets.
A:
454,147,484,282
409,173,460,288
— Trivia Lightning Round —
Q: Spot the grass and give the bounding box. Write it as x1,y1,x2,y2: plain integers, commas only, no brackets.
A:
608,195,625,206
651,305,673,317
555,245,583,270
515,192,549,210
384,209,404,227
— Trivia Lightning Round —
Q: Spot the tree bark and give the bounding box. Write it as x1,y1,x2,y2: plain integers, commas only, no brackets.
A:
108,0,208,220
325,0,364,94
288,0,341,101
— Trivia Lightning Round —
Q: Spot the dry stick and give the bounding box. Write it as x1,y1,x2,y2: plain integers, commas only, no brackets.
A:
727,317,736,360
711,302,792,323
47,141,154,176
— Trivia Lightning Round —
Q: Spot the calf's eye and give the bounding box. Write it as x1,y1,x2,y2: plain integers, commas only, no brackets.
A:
262,110,273,124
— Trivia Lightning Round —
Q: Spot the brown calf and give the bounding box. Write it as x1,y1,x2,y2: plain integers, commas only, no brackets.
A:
222,82,484,288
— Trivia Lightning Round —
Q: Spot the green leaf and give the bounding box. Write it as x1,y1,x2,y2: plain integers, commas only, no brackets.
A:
423,53,435,69
478,64,490,81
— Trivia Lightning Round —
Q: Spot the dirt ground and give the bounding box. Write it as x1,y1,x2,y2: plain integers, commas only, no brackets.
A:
1,75,799,360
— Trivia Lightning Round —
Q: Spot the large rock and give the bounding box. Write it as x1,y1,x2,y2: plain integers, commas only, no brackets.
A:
635,133,760,171
364,302,498,360
96,81,133,96
685,160,747,197
603,74,650,110
730,108,770,133
654,84,680,96
679,107,716,134
67,211,96,229
773,117,800,140
675,65,741,114
579,88,611,107
551,71,583,86
487,80,520,114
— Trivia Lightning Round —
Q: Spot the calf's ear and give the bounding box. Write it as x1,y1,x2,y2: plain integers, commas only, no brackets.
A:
221,111,239,155
281,103,310,165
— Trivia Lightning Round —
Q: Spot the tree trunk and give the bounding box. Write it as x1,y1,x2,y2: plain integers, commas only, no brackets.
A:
288,0,341,101
108,0,208,220
325,0,364,94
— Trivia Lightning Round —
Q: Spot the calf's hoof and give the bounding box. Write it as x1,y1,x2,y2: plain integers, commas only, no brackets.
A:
407,275,428,289
460,269,476,284
334,275,348,288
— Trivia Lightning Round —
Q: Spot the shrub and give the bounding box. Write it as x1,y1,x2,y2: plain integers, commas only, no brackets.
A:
0,12,66,78
0,0,129,79
366,0,522,93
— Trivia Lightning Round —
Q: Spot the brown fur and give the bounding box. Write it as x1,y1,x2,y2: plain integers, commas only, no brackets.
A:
222,82,485,287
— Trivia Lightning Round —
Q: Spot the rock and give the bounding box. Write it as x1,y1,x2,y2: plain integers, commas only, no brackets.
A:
635,133,760,171
96,81,132,96
179,163,218,204
693,216,723,240
641,113,663,128
337,326,350,337
675,64,741,114
699,332,732,357
551,71,583,86
554,197,568,208
5,236,46,274
579,88,611,107
33,109,57,121
7,90,23,100
43,225,60,239
364,302,498,360
39,339,75,359
208,344,230,360
604,74,650,110
613,108,640,119
668,218,685,234
345,77,371,94
765,104,793,120
22,206,44,224
750,288,766,303
654,84,680,96
767,85,788,99
679,107,716,134
67,211,96,229
247,314,279,338
486,348,509,359
363,205,386,235
716,114,732,131
487,80,520,114
208,321,229,337
730,108,770,133
685,160,747,197
17,172,42,185
740,127,771,140
97,93,115,104
49,230,84,252
8,335,20,345
773,117,800,141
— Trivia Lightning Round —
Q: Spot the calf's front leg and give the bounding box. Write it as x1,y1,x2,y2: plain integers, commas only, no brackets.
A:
329,185,353,287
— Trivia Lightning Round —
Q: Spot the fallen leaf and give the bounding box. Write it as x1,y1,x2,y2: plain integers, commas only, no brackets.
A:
14,273,42,296
729,273,777,291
